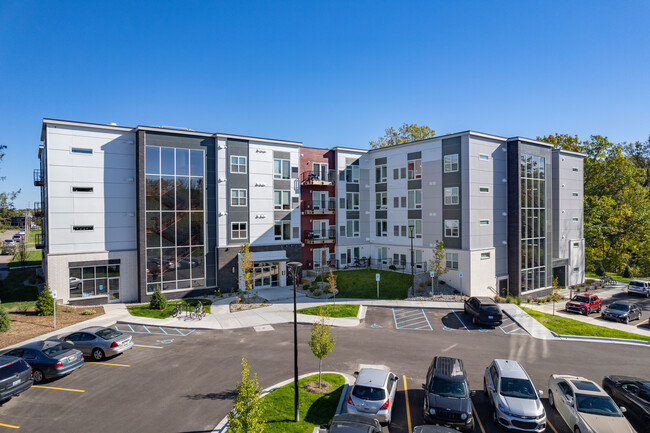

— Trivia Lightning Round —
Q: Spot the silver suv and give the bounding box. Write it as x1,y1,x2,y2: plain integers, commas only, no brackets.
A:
346,368,398,425
484,359,546,432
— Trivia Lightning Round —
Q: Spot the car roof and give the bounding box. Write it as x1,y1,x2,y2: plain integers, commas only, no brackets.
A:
493,359,528,379
474,297,497,304
0,355,22,364
331,413,379,427
356,368,389,387
20,340,67,351
432,357,466,381
606,375,648,384
565,377,606,395
79,326,106,333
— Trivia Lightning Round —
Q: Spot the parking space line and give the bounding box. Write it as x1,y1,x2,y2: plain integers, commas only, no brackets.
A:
142,325,151,334
115,324,196,337
32,385,85,393
392,308,434,331
470,401,485,433
547,419,558,433
0,422,19,429
399,316,429,325
451,310,470,332
90,362,130,367
403,375,412,433
635,318,649,327
133,344,163,349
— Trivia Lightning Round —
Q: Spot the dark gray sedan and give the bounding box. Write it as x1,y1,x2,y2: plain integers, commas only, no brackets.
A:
602,301,642,323
61,326,133,361
4,341,84,383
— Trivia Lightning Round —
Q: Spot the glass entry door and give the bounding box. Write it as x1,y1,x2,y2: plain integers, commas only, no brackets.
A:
108,278,120,303
253,263,279,288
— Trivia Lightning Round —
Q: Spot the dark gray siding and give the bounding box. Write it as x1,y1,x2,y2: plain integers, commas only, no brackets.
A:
227,139,249,244
442,137,462,249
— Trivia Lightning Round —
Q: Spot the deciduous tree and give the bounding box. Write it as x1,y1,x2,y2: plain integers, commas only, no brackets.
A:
240,243,253,302
428,240,448,293
228,357,264,433
369,123,435,149
309,306,336,388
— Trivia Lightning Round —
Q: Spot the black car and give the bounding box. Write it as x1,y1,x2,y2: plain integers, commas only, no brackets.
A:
463,296,503,327
602,375,650,426
601,302,642,324
0,355,32,402
4,341,84,383
414,426,460,433
319,413,382,433
423,356,475,432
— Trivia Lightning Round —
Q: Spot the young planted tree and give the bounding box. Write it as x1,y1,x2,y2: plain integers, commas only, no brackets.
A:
17,238,27,267
149,287,167,310
34,285,55,316
428,240,448,294
327,269,337,307
228,357,264,433
549,277,563,316
0,304,10,332
240,243,253,302
308,306,336,389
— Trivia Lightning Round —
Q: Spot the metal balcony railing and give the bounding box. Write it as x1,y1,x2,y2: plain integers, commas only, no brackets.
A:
33,169,44,186
304,228,337,243
33,202,43,217
35,233,45,249
304,198,336,213
301,169,335,185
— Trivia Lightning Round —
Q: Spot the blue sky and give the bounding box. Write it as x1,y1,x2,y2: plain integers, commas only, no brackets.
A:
1,0,649,209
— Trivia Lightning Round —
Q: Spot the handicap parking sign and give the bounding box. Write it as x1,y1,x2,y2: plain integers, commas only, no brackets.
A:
459,272,463,278
430,271,435,278
376,273,380,282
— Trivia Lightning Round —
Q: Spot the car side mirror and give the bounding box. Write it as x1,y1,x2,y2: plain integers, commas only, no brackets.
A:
489,384,495,392
538,390,543,397
620,406,627,413
393,376,399,381
470,390,476,397
353,371,359,376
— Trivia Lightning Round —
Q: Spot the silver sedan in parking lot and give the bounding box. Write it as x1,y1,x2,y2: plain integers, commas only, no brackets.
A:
346,368,398,425
60,326,133,361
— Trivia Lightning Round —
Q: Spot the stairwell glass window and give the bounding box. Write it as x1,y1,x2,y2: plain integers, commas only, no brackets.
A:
444,187,458,205
346,192,359,210
274,221,291,240
345,165,359,183
407,159,422,179
444,154,459,172
274,191,291,210
231,222,247,240
376,165,387,183
446,253,459,270
230,156,247,173
346,220,360,238
71,147,93,154
231,189,247,206
408,219,422,238
376,192,387,209
444,220,459,237
408,190,422,209
273,159,290,179
376,219,387,237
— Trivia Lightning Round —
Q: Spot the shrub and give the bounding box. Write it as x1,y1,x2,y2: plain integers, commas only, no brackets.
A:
149,288,167,310
81,309,96,315
35,286,55,316
389,265,397,270
622,265,632,278
494,296,506,303
0,306,10,332
302,283,311,291
595,262,606,277
313,289,322,296
215,288,222,297
17,305,29,313
526,297,532,303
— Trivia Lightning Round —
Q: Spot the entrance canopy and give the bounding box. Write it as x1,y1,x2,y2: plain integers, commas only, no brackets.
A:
250,250,288,263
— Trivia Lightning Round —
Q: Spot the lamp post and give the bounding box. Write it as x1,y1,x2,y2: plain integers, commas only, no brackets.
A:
287,261,303,422
408,225,415,295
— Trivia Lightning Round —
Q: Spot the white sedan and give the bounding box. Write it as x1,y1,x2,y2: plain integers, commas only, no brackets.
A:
548,374,635,433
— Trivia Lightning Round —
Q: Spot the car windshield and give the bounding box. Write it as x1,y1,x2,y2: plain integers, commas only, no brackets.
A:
430,378,467,398
630,281,645,287
500,377,537,399
0,360,27,376
352,385,386,401
95,328,122,340
42,343,71,358
608,303,630,311
572,296,590,303
575,394,622,417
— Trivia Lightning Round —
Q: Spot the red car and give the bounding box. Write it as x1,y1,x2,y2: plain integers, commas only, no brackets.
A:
565,294,602,315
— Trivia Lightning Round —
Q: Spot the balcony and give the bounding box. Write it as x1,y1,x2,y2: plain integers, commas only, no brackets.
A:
35,233,45,250
33,169,44,187
33,202,43,217
304,228,337,245
304,198,336,215
301,170,334,186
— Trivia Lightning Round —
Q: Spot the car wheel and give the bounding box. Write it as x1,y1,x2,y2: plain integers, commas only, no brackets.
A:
76,283,81,290
483,378,488,396
596,306,601,313
548,390,555,408
472,316,477,325
582,308,589,316
92,348,105,361
32,369,44,384
625,316,629,324
492,408,498,425
574,427,581,433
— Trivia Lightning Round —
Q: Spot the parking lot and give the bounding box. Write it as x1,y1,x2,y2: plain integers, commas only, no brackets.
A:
1,310,647,432
596,291,650,328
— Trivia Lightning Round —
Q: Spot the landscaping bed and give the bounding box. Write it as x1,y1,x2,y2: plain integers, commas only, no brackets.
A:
128,298,212,319
229,294,270,312
297,304,359,318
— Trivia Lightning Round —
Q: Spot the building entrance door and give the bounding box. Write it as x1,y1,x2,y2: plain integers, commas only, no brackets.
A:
253,263,279,288
108,278,120,303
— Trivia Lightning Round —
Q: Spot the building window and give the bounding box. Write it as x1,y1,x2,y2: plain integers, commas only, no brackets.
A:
71,147,93,154
376,192,387,209
231,189,247,206
274,221,291,240
230,156,247,173
346,192,360,210
312,191,329,210
573,242,580,248
573,267,579,272
479,220,490,226
347,220,360,237
480,252,491,259
479,187,490,193
572,167,579,172
376,219,387,237
393,168,399,179
408,219,422,238
401,225,407,237
444,219,459,237
376,165,387,183
273,159,290,179
401,196,406,208
69,264,120,298
72,186,93,193
444,187,459,205
274,190,291,210
345,165,359,183
408,190,422,209
231,222,247,240
311,162,328,181
393,197,399,208
407,159,422,179
393,225,399,236
415,250,423,265
572,192,579,197
479,154,489,161
572,217,579,222
377,247,388,261
444,154,459,172
446,253,458,270
72,225,94,231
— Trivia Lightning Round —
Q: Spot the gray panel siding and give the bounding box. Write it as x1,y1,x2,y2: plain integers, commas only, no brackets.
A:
408,210,422,219
407,151,422,160
442,137,462,250
274,179,291,190
274,211,291,221
375,183,387,192
375,157,387,165
407,180,422,190
375,210,387,220
346,211,360,220
273,150,290,159
506,140,521,296
346,183,360,192
227,139,249,244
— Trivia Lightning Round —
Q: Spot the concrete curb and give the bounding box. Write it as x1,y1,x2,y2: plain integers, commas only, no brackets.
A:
550,332,650,346
212,371,355,433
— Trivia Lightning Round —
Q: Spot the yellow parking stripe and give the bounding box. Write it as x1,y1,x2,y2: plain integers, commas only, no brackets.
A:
133,344,163,349
634,318,649,327
594,315,602,320
91,362,130,367
547,419,559,433
470,401,486,433
0,422,19,429
32,385,85,393
403,375,412,433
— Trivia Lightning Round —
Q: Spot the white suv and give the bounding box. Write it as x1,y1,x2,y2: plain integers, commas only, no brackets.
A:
484,359,546,432
627,280,650,297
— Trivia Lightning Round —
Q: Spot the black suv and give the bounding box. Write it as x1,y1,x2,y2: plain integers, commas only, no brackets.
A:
423,356,474,432
0,355,33,402
463,297,503,327
319,413,381,433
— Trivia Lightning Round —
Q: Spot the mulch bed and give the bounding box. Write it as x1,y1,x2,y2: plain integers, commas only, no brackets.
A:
0,306,106,349
304,381,331,394
229,295,271,313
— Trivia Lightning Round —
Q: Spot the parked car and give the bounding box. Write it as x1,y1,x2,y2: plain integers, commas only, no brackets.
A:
2,239,15,254
0,355,32,402
3,341,84,383
69,277,82,290
463,296,504,327
548,374,635,433
413,426,460,433
12,234,22,243
484,359,546,432
423,356,474,431
565,294,602,315
346,368,398,425
627,280,650,297
60,326,133,361
602,375,650,427
318,413,382,433
601,302,642,324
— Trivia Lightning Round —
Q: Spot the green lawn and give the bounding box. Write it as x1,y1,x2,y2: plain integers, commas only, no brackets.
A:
521,307,650,342
0,300,37,311
260,373,345,433
9,250,43,268
26,229,41,247
0,269,39,304
297,304,359,318
585,272,639,285
316,269,411,299
127,298,212,319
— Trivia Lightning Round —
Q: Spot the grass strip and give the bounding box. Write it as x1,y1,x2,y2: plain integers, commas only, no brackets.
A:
0,269,39,303
315,269,411,299
127,298,212,319
9,250,43,268
260,373,344,433
521,307,650,342
297,304,359,318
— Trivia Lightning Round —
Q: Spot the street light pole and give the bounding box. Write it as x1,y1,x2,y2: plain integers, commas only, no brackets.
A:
409,225,415,296
288,261,303,422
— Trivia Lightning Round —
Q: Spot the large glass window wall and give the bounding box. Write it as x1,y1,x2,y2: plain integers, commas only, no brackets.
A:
145,146,205,293
520,154,546,292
